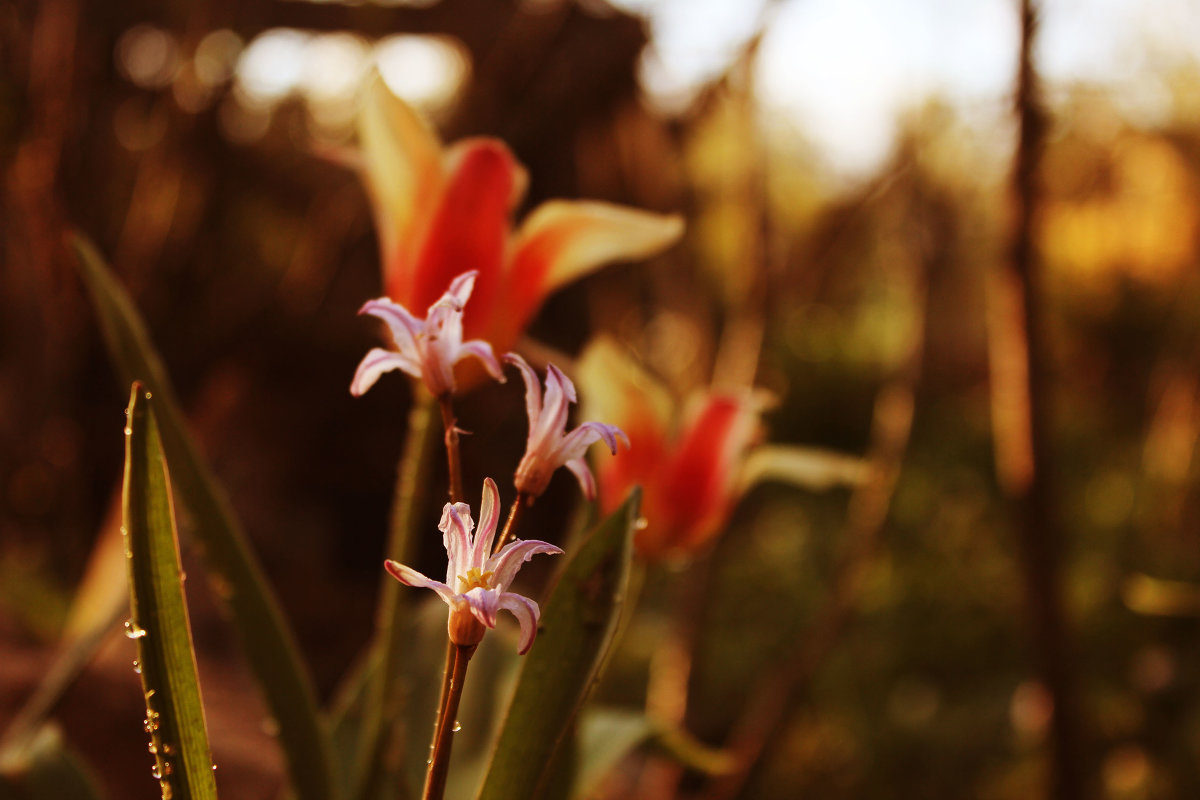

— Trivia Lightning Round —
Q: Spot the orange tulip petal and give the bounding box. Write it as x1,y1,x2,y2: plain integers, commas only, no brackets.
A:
357,76,443,301
638,394,760,559
406,138,523,339
578,337,674,515
502,201,684,347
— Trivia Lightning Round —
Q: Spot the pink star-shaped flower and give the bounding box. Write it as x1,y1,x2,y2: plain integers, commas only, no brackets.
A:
384,478,562,654
351,270,504,398
506,353,629,500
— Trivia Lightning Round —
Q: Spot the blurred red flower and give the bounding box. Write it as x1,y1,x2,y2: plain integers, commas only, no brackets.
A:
578,338,762,561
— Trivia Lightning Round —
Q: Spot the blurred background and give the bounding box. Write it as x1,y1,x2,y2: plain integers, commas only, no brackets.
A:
4,0,1200,797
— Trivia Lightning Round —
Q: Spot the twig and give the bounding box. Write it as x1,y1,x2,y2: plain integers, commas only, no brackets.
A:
987,1,1087,797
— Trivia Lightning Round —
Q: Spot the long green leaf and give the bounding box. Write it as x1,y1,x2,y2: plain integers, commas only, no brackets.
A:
348,394,438,800
71,235,340,800
123,385,218,800
476,489,641,800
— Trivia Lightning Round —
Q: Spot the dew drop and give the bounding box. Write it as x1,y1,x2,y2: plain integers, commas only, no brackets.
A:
212,764,218,771
451,721,462,732
161,743,174,755
132,660,142,674
124,426,133,436
151,764,162,780
634,517,649,530
124,620,147,639
148,742,157,755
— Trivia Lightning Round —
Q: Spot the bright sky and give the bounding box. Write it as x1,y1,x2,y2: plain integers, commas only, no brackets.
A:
216,0,1200,175
612,0,1200,174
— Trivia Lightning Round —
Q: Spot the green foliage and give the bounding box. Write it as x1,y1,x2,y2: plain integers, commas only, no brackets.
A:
477,490,641,800
347,395,439,800
71,236,340,800
122,385,218,800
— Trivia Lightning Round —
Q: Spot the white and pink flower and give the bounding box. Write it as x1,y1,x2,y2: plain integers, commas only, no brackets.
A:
351,270,504,398
507,353,628,500
384,478,561,654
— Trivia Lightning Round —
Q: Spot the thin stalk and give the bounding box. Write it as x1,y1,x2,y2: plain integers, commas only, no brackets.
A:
492,493,528,554
993,2,1086,797
418,392,470,794
438,395,464,503
423,644,475,800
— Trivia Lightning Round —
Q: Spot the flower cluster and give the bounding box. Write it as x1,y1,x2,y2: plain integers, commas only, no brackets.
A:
355,270,634,652
347,86,683,655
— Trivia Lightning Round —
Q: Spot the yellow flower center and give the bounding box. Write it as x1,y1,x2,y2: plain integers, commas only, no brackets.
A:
458,567,494,592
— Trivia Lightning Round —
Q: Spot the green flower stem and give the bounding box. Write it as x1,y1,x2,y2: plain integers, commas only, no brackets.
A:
353,394,440,800
423,644,475,800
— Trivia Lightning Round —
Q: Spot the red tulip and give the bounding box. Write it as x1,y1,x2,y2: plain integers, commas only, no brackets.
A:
578,339,762,561
353,80,684,367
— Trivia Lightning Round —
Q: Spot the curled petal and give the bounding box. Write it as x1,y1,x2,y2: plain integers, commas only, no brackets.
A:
499,592,541,655
351,348,420,396
532,364,573,449
462,585,500,628
488,538,563,591
459,340,505,382
439,501,475,579
360,297,423,355
474,478,502,561
564,458,598,501
445,270,478,308
505,353,542,429
384,560,456,605
560,421,628,460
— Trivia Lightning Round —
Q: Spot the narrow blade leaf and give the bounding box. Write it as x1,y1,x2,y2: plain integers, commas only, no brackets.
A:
72,235,340,800
123,384,218,800
476,489,641,800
